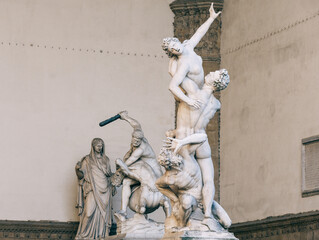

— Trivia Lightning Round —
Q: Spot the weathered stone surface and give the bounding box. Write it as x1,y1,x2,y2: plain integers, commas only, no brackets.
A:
170,0,223,201
106,232,163,240
162,230,238,240
230,211,319,240
75,138,114,239
115,214,164,236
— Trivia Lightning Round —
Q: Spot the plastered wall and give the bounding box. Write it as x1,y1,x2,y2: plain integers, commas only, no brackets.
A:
220,0,319,223
0,0,174,221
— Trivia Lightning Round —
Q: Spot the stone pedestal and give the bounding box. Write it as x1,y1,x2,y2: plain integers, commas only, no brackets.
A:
162,230,238,240
105,213,164,240
105,232,163,240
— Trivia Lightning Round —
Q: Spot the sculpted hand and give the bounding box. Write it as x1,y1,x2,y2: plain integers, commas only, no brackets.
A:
164,137,183,154
118,110,129,120
75,161,82,170
209,3,221,19
186,98,202,109
75,162,84,179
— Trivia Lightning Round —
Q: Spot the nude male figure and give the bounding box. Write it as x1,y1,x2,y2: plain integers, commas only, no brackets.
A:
162,3,222,222
156,133,231,229
117,111,162,217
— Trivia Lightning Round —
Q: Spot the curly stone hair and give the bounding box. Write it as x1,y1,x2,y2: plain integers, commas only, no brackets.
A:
162,37,180,58
158,148,183,169
205,69,230,91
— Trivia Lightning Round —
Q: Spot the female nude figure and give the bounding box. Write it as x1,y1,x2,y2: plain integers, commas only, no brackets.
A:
162,3,224,225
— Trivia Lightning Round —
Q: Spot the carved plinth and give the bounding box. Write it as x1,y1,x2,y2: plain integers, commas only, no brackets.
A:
105,233,162,240
105,214,164,240
162,230,238,240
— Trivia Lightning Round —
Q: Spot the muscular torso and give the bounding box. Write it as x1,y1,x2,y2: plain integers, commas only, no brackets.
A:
171,45,207,139
164,153,202,201
126,139,162,178
181,50,204,89
139,141,156,160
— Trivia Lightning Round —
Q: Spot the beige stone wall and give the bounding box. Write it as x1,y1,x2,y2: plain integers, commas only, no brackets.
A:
220,0,319,223
0,0,174,221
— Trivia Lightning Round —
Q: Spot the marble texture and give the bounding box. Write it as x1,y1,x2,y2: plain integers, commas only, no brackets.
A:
113,112,169,236
75,138,115,239
162,230,238,240
160,3,235,238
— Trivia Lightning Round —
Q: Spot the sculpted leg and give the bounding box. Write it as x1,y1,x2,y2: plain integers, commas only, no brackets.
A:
163,198,171,217
199,158,215,218
121,178,137,214
180,194,197,226
83,192,96,218
172,201,185,227
116,158,142,182
196,141,215,218
137,188,147,214
160,196,171,217
212,200,232,228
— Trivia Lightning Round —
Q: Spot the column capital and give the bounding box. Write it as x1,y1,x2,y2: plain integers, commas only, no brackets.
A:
170,0,223,15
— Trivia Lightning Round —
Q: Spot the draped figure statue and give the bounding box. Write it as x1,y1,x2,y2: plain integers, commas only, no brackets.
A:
75,138,115,239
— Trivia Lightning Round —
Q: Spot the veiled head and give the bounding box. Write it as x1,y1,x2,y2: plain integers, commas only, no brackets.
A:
91,138,104,154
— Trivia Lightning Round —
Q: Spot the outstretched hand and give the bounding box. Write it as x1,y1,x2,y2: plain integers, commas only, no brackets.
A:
163,137,183,154
209,3,221,19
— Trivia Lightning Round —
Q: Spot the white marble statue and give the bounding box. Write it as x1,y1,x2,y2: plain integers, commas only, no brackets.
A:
162,2,232,232
156,133,207,228
113,111,170,234
75,138,115,239
157,133,231,231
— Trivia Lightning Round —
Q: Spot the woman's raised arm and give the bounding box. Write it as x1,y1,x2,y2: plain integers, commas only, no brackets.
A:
188,3,221,48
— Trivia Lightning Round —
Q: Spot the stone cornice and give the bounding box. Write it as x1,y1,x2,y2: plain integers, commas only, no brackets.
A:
230,211,319,239
1,211,319,239
0,220,78,233
0,220,78,239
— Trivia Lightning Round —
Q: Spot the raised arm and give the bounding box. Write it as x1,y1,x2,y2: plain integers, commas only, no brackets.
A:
124,147,144,166
188,3,221,48
119,111,142,131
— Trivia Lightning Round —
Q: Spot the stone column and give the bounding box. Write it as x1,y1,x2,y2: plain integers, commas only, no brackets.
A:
169,0,223,201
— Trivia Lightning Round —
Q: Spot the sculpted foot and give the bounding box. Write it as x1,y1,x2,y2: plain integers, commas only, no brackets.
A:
202,217,225,232
114,210,127,222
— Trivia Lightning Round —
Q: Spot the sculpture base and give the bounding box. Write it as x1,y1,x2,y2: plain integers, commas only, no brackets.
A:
162,230,238,240
105,232,163,240
105,230,237,240
106,213,164,239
